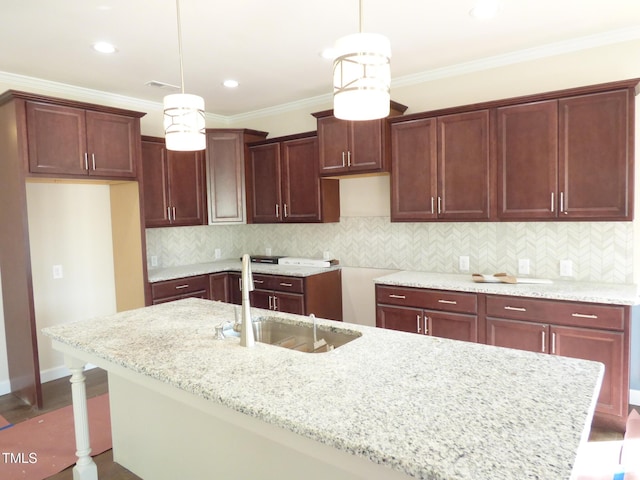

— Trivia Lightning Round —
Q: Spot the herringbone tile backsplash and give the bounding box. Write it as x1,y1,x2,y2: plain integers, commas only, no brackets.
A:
146,218,634,283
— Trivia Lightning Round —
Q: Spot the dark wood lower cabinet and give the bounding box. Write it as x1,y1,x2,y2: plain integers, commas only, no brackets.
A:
377,284,631,431
209,273,230,302
151,275,210,304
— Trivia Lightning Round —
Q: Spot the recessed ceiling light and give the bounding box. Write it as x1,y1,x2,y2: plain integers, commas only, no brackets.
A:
223,79,239,88
92,41,117,54
469,0,499,19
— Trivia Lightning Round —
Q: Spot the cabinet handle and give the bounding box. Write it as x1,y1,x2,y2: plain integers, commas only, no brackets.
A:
389,294,406,299
253,279,265,284
541,330,546,353
430,197,435,215
571,313,598,319
238,277,242,291
172,207,176,221
273,296,278,311
284,203,288,218
341,152,346,168
268,295,273,309
275,204,280,218
560,192,567,215
550,192,555,213
84,152,89,171
416,314,421,334
175,284,189,290
437,196,442,215
551,332,556,354
504,305,527,312
91,153,96,170
279,282,293,287
347,151,351,167
167,207,172,222
424,316,428,335
438,299,457,305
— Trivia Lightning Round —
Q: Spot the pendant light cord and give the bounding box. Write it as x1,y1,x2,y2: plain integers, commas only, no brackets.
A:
175,0,186,94
358,0,363,33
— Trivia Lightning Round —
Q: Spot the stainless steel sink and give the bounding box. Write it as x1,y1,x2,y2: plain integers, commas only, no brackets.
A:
224,316,361,353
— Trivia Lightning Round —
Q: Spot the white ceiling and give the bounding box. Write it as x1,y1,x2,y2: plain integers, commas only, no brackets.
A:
1,0,639,117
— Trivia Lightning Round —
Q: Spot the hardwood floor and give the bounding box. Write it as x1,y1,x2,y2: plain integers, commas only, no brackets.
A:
1,368,638,478
0,368,140,480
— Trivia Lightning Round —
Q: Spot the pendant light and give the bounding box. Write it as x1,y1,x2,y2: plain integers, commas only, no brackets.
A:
163,0,206,151
332,0,391,121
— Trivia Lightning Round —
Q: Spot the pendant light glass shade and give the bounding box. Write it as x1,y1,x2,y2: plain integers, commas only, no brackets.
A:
332,32,391,121
163,93,206,151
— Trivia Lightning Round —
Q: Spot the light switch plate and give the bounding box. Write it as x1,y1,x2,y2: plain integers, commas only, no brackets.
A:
52,264,63,279
214,248,221,259
560,259,573,277
459,256,470,272
518,258,530,275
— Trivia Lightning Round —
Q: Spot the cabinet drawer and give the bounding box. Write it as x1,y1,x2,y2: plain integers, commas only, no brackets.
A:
486,295,625,331
252,274,304,293
376,285,477,314
151,275,209,300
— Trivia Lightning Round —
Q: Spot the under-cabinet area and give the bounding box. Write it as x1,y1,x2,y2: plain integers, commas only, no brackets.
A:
149,263,342,321
374,274,636,431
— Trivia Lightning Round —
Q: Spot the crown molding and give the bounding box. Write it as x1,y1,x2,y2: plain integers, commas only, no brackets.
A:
2,26,639,124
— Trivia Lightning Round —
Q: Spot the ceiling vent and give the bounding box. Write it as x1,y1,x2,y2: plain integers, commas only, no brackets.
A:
145,80,180,90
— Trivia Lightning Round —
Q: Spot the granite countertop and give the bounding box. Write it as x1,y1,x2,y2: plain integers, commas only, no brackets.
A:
147,259,340,283
374,271,640,306
42,298,602,480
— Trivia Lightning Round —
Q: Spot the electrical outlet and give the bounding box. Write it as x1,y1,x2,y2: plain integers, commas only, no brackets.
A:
518,258,530,275
150,255,158,267
323,251,332,260
214,248,221,259
459,256,470,272
560,259,573,277
52,264,63,279
265,247,272,256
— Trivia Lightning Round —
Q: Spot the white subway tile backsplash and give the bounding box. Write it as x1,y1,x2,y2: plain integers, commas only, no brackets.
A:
146,218,634,284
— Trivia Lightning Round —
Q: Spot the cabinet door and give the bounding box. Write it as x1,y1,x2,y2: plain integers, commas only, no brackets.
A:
274,292,305,315
497,100,558,219
376,305,424,334
141,139,171,226
427,310,478,343
390,118,438,221
551,325,625,418
209,273,229,302
166,149,206,226
249,143,282,223
317,116,350,174
26,101,87,175
559,90,631,219
206,131,245,223
281,137,321,222
85,111,137,178
438,110,490,219
349,119,384,172
486,318,548,353
250,289,272,310
229,273,242,305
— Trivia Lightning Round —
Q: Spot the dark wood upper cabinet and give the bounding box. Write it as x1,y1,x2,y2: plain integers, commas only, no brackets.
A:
26,100,139,179
141,136,206,227
247,132,339,224
390,110,490,221
312,102,408,176
205,129,268,224
558,90,631,219
496,100,559,220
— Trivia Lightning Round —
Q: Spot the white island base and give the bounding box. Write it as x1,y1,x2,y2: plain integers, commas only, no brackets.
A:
108,370,409,480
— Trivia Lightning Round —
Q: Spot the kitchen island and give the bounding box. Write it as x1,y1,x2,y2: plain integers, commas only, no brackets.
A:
43,298,603,480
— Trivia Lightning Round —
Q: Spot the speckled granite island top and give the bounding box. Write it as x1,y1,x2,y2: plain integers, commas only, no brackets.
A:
147,259,340,283
43,298,603,480
375,271,640,305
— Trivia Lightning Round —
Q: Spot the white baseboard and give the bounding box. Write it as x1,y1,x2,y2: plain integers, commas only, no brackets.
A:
0,363,98,397
630,389,640,406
